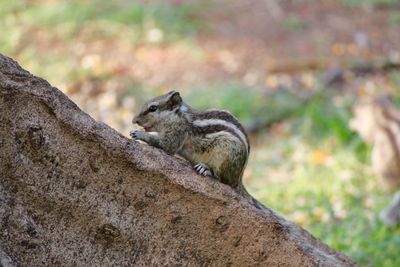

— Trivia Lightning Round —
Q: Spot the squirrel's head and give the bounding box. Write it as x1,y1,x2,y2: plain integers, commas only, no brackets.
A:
133,90,183,132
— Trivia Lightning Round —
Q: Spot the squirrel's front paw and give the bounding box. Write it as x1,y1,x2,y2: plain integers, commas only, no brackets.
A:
194,163,212,177
130,130,145,140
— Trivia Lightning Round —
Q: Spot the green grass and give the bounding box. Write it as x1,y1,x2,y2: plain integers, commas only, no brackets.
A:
184,85,317,127
294,91,370,160
0,0,205,57
32,1,202,40
389,12,400,25
183,83,267,123
0,0,206,94
342,0,400,7
282,15,308,32
250,142,400,266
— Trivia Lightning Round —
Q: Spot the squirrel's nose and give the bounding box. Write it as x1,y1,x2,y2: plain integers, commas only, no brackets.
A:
132,116,139,124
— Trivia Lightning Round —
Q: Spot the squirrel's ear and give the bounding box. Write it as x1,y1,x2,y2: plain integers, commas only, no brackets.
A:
167,89,176,95
166,90,182,107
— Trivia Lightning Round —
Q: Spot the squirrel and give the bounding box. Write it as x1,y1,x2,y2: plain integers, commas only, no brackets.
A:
349,95,400,225
130,90,262,208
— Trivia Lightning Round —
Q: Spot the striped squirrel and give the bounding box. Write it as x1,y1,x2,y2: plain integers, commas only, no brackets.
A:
130,90,260,207
350,95,400,225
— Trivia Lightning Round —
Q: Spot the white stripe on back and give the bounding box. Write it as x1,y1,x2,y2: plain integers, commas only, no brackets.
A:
193,119,249,152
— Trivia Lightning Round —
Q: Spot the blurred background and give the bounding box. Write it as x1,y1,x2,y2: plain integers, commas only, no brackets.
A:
1,0,400,265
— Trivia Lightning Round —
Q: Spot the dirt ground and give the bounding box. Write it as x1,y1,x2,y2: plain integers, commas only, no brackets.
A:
118,0,400,89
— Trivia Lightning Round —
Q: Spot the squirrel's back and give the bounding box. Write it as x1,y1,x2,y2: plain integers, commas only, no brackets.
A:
178,108,249,188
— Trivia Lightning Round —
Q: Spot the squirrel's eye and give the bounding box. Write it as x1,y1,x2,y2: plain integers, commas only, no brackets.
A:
148,105,158,112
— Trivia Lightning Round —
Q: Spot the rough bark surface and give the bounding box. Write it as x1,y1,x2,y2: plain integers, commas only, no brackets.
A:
0,54,356,266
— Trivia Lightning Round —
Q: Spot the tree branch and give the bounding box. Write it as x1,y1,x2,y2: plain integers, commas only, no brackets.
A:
0,54,356,266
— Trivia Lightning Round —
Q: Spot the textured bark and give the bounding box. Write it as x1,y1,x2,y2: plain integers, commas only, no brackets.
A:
0,54,356,266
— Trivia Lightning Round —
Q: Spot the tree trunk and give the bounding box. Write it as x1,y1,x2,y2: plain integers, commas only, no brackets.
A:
0,54,356,266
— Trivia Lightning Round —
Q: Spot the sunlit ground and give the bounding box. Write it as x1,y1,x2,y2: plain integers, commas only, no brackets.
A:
2,0,400,266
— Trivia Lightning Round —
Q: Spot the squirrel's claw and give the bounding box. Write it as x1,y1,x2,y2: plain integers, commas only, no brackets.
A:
130,130,141,139
194,163,212,176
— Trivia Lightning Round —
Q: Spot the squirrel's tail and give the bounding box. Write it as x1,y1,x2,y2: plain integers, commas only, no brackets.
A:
236,183,266,210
